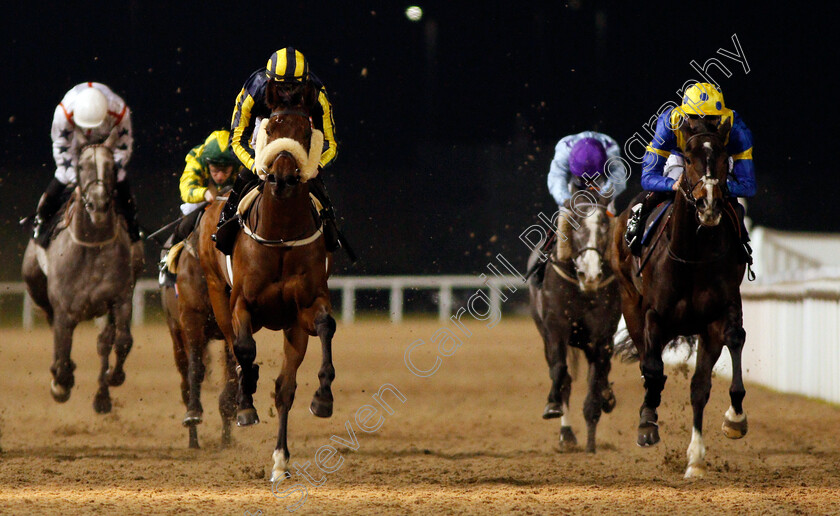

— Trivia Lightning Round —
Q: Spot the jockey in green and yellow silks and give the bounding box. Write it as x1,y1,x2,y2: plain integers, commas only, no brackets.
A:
215,47,348,257
625,83,756,259
170,130,239,246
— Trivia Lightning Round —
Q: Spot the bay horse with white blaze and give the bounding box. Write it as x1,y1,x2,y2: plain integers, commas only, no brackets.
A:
528,195,621,452
197,105,336,482
611,116,748,478
22,136,142,413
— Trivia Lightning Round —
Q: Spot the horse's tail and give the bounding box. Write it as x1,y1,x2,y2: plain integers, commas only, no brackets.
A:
612,328,698,363
612,325,639,362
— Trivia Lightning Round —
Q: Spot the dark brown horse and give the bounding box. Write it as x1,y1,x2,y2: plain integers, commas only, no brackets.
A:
528,195,620,452
611,116,748,478
160,225,238,449
197,107,335,482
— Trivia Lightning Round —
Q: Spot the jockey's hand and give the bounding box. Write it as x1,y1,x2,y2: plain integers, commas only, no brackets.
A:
671,174,682,191
203,189,216,202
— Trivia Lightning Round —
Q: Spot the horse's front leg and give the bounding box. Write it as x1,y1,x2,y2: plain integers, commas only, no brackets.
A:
271,326,308,482
219,344,238,447
722,303,748,439
106,296,133,387
638,308,667,446
302,302,336,418
541,323,575,449
50,313,77,403
180,305,208,444
582,337,614,453
231,297,259,426
93,311,116,413
685,330,724,478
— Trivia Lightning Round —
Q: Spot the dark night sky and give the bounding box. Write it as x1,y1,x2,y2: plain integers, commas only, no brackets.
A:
0,1,834,279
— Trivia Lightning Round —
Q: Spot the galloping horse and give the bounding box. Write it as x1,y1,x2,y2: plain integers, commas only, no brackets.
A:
197,106,336,481
611,117,748,478
160,225,238,449
22,136,142,413
528,195,620,452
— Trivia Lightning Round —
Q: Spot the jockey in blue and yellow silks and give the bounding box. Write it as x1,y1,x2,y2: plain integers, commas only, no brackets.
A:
625,83,756,257
215,47,345,256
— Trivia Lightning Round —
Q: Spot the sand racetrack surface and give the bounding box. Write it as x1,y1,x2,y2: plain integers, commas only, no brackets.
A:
1,319,839,515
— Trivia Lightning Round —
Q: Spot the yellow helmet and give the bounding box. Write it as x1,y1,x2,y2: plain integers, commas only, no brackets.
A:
680,82,729,116
265,47,309,82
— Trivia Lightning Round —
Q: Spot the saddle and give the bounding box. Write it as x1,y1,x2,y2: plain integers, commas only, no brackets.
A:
34,193,74,248
641,201,672,248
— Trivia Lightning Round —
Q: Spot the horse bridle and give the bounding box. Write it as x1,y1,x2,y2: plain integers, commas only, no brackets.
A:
676,132,728,207
550,204,615,289
668,132,733,264
262,109,312,184
68,143,119,247
76,143,114,212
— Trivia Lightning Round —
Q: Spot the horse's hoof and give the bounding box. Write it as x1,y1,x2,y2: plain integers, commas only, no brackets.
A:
601,390,617,413
684,464,706,479
309,395,333,418
585,442,596,454
50,380,71,403
183,410,203,427
637,423,660,447
93,394,112,414
559,425,578,450
236,408,260,427
107,368,126,387
543,402,564,420
722,415,748,439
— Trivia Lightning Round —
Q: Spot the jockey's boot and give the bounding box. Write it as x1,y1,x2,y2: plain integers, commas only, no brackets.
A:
309,175,357,261
33,178,68,248
172,209,202,247
213,173,253,255
115,180,142,242
625,203,644,256
308,176,339,252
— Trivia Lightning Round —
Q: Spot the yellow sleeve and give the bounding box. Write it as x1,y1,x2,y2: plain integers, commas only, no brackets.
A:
317,88,337,168
230,88,256,172
179,146,209,203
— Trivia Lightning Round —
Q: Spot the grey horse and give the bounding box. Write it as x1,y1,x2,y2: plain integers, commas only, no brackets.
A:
22,138,143,413
528,196,622,452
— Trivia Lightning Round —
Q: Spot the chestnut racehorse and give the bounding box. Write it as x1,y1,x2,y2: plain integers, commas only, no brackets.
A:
197,108,336,482
611,116,748,478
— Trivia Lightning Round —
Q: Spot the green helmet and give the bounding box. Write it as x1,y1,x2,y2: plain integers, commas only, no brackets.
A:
201,130,237,166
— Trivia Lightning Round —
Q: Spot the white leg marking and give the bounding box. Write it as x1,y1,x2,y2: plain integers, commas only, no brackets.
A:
685,427,706,479
270,449,289,483
725,405,746,422
560,402,571,427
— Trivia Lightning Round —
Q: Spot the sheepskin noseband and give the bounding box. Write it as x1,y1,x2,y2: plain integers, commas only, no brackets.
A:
254,118,324,182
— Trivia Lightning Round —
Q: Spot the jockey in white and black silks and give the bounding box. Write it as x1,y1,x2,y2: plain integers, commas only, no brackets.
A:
624,82,756,258
33,82,140,246
214,47,346,257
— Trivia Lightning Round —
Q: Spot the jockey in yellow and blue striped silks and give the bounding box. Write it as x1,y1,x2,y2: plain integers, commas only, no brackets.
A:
214,47,345,256
230,47,337,174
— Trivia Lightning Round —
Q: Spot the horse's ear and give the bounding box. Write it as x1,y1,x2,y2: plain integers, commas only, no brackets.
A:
717,117,732,142
305,81,319,109
678,115,695,142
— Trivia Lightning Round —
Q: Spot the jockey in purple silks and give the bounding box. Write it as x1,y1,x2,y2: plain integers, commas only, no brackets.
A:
528,132,629,284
